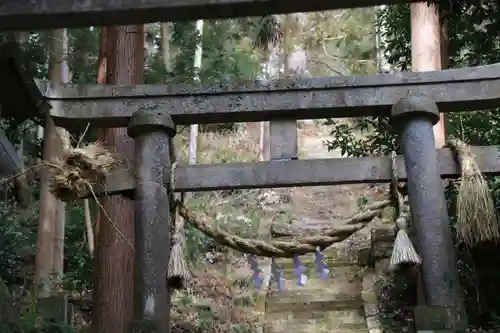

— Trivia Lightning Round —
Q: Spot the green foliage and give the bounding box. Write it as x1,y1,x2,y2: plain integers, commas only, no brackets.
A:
326,117,397,157
1,306,77,333
0,206,37,287
68,27,100,84
0,196,93,293
378,0,500,145
327,8,378,74
168,20,260,132
327,1,500,157
62,204,93,291
253,16,282,50
0,321,77,333
170,20,259,83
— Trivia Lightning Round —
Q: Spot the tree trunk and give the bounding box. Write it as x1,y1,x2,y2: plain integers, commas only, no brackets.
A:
410,3,445,148
35,28,70,296
92,25,144,333
440,16,449,70
258,40,280,162
97,27,108,85
94,27,108,240
160,23,172,74
189,20,204,166
34,110,56,297
52,28,71,287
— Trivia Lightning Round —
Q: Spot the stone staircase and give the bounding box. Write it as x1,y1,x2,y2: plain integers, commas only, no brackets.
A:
252,123,391,333
259,226,396,333
263,241,371,333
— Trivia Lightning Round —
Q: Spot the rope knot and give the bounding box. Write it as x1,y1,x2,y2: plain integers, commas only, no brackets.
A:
395,216,408,230
171,233,182,244
170,161,178,190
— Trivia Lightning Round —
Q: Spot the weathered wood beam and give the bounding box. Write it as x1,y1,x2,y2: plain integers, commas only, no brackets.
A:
90,146,500,196
2,0,426,31
42,64,500,128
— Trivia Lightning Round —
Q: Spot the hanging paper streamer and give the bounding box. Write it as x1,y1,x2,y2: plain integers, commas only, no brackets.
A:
271,258,285,292
293,254,307,286
314,247,329,280
247,254,264,289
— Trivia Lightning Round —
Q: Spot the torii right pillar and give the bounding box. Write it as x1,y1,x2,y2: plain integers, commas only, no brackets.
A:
391,96,467,333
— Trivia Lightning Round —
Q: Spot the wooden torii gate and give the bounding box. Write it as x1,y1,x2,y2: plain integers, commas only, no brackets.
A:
4,1,500,333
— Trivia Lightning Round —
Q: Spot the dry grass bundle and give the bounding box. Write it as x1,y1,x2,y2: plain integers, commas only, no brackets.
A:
449,139,500,246
50,142,120,201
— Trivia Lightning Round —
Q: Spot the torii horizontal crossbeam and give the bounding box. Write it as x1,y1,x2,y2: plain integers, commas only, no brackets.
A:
89,146,500,196
2,0,424,31
42,64,500,128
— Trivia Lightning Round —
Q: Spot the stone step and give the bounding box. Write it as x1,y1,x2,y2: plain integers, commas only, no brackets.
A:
265,315,368,333
267,290,364,313
267,327,368,333
266,308,367,323
277,262,359,279
234,253,358,282
267,269,362,296
266,325,368,333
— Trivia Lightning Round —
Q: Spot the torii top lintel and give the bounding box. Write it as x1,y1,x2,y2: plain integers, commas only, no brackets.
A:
3,0,423,31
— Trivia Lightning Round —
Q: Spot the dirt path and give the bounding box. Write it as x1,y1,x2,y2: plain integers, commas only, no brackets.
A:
289,122,384,235
295,124,367,221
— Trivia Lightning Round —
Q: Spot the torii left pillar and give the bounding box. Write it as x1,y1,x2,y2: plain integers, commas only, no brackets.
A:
128,109,175,333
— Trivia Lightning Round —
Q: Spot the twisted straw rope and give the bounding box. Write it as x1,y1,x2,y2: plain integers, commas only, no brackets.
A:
390,152,410,229
169,145,392,257
176,199,391,258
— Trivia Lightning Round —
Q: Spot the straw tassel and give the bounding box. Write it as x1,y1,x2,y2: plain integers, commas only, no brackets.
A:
389,214,421,271
448,139,500,246
389,151,421,271
167,213,190,290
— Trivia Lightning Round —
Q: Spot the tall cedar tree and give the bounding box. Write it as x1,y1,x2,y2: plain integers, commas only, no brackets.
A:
92,25,144,333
